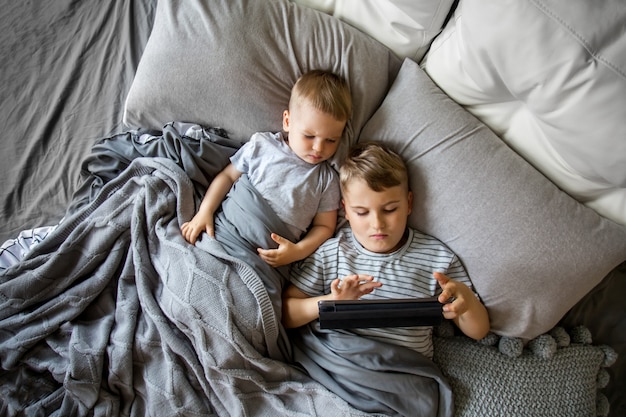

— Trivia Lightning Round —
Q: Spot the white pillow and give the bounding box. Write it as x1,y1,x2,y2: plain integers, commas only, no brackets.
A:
290,0,456,62
422,0,626,226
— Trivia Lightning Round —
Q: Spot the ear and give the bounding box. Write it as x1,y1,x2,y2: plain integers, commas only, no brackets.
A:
282,109,290,132
341,199,350,221
407,190,413,216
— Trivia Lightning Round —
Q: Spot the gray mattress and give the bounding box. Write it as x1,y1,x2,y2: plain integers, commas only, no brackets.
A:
0,0,155,243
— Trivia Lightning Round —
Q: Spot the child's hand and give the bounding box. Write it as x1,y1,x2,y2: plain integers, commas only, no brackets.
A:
330,274,382,300
434,271,474,320
434,271,490,340
181,213,215,245
257,233,299,267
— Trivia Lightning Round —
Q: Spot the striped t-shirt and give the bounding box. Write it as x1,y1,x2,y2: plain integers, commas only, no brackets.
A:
290,225,473,359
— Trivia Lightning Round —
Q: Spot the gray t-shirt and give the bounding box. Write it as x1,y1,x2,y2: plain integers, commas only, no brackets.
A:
230,131,340,239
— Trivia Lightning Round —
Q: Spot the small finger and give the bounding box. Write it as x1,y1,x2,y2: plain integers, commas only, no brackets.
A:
439,291,456,305
340,275,359,283
353,274,375,284
361,282,382,293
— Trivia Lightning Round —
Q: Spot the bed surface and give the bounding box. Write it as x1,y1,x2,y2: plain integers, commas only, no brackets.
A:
0,0,155,244
1,1,625,416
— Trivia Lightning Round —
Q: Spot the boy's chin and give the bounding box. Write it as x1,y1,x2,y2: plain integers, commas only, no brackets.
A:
362,240,398,254
360,231,408,254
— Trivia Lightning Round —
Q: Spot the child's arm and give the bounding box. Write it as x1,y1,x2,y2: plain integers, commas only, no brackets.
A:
434,272,490,340
282,275,382,328
181,163,242,244
258,209,337,267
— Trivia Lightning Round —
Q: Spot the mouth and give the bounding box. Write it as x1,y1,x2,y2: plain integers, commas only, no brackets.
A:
370,234,388,240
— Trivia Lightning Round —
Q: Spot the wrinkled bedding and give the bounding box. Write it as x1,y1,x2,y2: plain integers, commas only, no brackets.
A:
0,0,156,244
0,124,453,416
293,323,453,416
2,0,624,415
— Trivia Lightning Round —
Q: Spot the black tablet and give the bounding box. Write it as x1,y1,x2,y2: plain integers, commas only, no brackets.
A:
318,297,443,329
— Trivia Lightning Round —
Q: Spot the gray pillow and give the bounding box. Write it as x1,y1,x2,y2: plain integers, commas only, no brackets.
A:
123,0,402,164
360,58,626,340
433,330,615,416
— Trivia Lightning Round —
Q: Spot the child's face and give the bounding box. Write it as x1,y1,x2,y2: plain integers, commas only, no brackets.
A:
342,178,413,254
282,101,345,165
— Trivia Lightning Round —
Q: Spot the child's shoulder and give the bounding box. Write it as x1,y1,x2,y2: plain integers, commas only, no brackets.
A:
242,131,287,157
409,227,441,244
249,131,282,144
406,227,457,258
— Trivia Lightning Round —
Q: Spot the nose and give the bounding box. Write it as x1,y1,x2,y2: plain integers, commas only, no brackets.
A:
312,138,323,152
372,212,385,230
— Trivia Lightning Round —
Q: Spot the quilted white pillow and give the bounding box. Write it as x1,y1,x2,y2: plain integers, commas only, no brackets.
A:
423,0,626,226
290,0,456,62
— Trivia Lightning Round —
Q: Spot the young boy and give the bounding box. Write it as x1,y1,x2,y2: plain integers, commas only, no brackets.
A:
181,70,352,267
283,142,490,358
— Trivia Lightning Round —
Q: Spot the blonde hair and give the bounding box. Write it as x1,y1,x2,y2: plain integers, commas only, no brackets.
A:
289,70,352,122
340,142,409,193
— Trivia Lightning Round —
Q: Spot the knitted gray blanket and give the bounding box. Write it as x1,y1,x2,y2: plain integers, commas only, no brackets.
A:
0,157,354,415
0,124,452,416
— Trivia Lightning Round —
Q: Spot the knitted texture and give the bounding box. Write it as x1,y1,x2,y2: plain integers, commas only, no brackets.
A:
433,326,616,417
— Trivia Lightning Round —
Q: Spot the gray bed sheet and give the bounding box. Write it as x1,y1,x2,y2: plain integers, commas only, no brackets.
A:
0,1,624,416
0,0,156,244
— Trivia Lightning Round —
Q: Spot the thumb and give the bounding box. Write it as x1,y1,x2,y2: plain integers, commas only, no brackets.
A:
270,232,286,244
433,271,449,288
